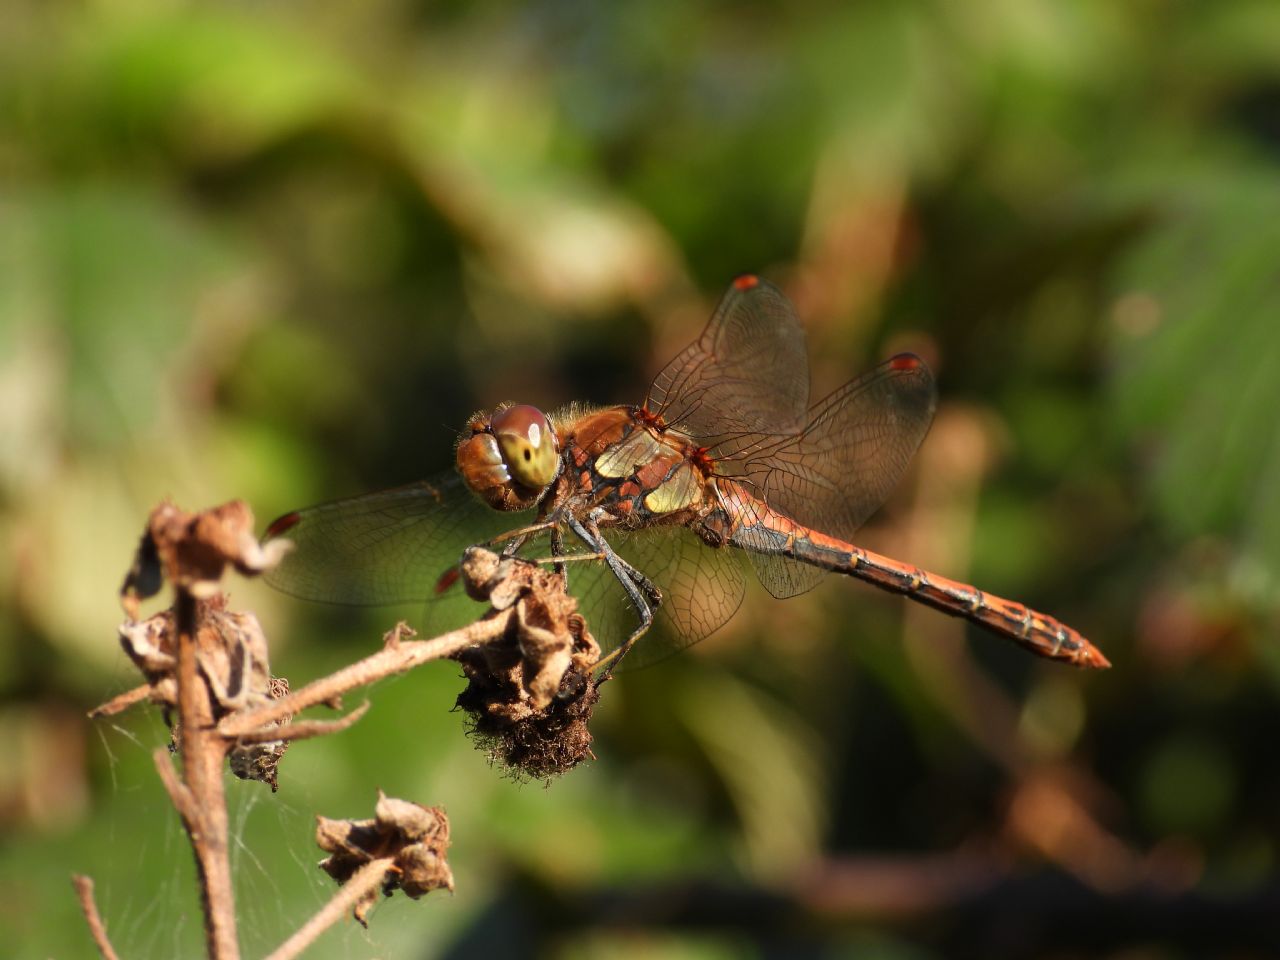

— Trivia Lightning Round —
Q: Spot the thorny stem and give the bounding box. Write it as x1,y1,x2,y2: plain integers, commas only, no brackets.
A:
71,875,120,960
170,589,240,960
218,610,514,739
262,857,397,960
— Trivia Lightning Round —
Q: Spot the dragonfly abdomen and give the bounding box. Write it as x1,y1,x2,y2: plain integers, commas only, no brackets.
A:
747,519,1108,669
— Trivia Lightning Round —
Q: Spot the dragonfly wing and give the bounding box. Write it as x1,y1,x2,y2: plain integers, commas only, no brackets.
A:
745,353,937,547
647,282,935,602
646,276,810,455
567,526,749,671
263,473,533,605
747,553,827,600
717,483,828,599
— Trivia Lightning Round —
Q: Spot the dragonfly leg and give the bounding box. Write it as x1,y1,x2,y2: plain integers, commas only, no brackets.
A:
529,551,607,565
583,511,662,612
565,510,661,675
487,518,558,554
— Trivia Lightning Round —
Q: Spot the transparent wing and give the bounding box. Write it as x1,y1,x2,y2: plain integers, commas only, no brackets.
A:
263,473,534,605
646,277,935,577
708,482,825,600
566,526,749,671
745,354,937,544
645,276,810,456
263,475,747,667
712,355,936,600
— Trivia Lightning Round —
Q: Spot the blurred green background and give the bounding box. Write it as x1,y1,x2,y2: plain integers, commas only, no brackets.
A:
4,1,1280,957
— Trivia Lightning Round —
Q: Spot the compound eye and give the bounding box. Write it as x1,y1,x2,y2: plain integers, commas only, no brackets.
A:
491,404,557,489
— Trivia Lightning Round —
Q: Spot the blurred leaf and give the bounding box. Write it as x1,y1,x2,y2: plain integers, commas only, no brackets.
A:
80,10,364,161
0,184,243,449
677,670,826,878
1108,169,1280,596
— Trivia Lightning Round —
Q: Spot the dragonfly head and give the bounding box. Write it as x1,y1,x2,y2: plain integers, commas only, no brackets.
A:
456,403,561,511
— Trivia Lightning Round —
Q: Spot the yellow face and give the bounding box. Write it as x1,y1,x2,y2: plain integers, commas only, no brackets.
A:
456,403,560,511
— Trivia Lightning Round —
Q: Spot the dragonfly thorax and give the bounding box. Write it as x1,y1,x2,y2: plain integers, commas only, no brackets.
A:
456,403,561,511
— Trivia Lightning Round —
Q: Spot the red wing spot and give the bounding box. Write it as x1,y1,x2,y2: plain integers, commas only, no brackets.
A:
733,274,760,291
889,353,922,372
434,567,462,595
264,511,301,539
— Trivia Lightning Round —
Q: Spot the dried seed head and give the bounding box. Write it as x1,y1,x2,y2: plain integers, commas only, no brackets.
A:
317,792,453,925
121,499,289,616
118,601,280,706
463,661,601,781
113,501,292,783
452,549,602,779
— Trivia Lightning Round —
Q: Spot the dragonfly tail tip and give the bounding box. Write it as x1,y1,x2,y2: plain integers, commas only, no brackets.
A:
1082,645,1112,670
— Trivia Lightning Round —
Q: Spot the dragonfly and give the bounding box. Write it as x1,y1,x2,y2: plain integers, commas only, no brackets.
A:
263,275,1109,672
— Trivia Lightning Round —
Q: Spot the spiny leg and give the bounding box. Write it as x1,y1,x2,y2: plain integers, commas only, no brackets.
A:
585,511,661,605
530,551,607,566
580,510,662,612
486,518,558,556
566,511,662,675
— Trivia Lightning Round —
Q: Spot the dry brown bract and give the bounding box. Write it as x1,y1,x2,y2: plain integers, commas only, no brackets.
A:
452,546,603,779
111,501,293,788
121,500,290,616
316,793,453,926
116,602,275,715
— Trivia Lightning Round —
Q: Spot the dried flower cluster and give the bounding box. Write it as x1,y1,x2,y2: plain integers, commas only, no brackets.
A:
452,547,602,778
316,793,454,925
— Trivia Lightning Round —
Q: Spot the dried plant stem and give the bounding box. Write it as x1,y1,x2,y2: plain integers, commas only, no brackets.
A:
87,683,152,718
232,702,371,745
262,857,397,960
166,590,241,960
218,610,513,740
71,875,120,960
96,606,490,960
